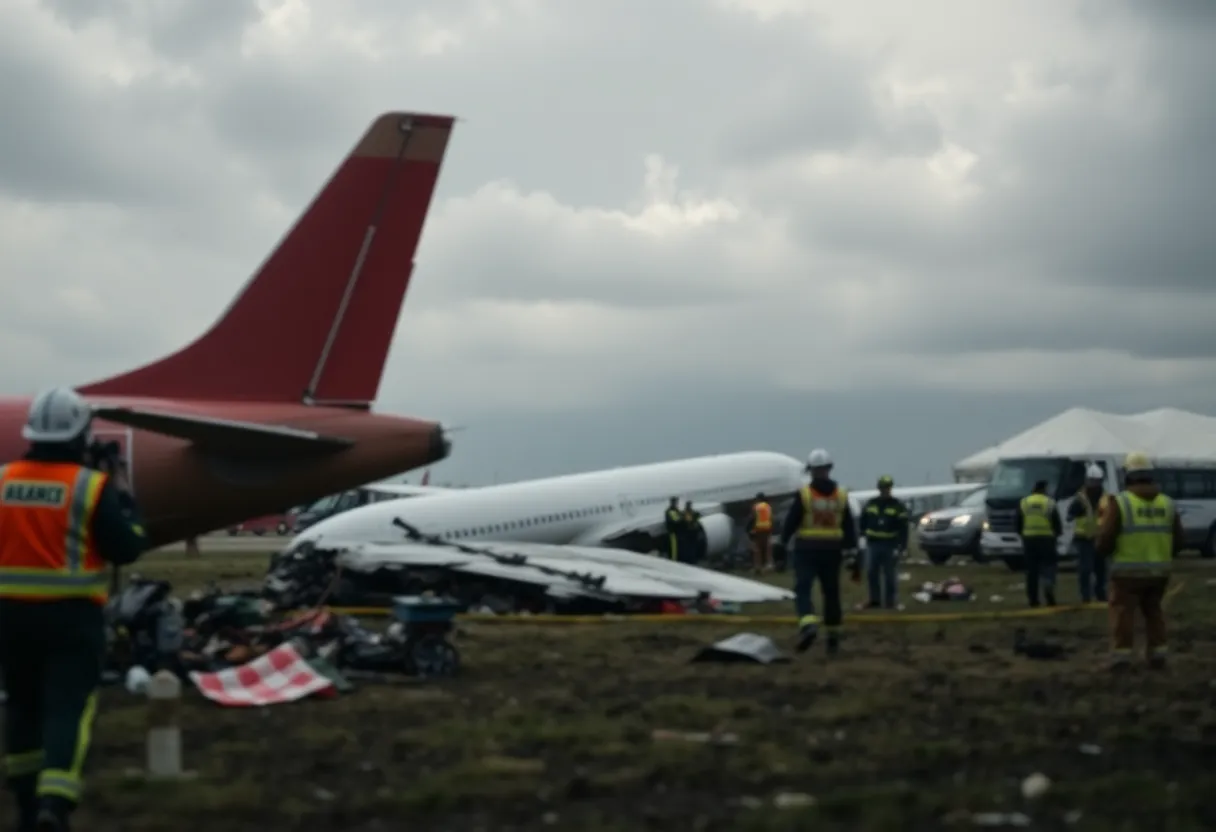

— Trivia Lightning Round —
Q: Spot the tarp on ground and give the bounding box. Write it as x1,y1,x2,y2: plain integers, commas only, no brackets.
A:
952,407,1216,481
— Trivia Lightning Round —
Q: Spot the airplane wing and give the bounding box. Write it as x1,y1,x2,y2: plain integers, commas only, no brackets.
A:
326,532,792,605
848,482,984,527
572,501,725,547
364,483,454,498
339,542,699,602
849,483,980,506
91,406,353,458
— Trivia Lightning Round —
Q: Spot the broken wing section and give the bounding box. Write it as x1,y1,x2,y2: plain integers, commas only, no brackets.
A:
346,542,698,601
92,406,353,459
265,532,792,613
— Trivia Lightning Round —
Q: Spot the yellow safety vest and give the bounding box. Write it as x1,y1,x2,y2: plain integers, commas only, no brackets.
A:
1112,491,1174,576
797,485,848,540
666,509,682,530
1072,490,1101,539
1019,493,1056,538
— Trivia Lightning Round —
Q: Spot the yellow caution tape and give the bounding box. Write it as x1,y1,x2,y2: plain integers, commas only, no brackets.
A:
1163,579,1186,609
324,603,1107,625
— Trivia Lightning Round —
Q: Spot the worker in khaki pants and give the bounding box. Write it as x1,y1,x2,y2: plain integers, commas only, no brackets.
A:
748,493,773,573
1094,452,1184,671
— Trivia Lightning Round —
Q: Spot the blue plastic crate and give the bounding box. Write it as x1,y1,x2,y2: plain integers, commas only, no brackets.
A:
392,595,462,624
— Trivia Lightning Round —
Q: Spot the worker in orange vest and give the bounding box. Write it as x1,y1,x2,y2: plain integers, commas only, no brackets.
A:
0,387,147,832
779,449,859,655
747,493,773,573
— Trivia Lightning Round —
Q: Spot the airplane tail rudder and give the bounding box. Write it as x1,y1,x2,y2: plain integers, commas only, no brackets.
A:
81,111,458,405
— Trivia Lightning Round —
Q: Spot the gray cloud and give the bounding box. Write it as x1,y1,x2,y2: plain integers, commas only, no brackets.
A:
1,0,1214,484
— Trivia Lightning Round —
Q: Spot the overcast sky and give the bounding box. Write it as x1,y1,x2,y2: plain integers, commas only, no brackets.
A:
2,0,1213,487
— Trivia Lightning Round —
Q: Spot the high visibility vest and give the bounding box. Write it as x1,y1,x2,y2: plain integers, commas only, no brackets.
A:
0,461,109,604
1112,491,1174,576
1073,490,1102,539
753,502,772,532
1019,493,1056,538
666,509,682,530
797,485,848,540
863,499,908,540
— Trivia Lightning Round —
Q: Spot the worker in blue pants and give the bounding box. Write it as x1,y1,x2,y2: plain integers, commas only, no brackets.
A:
859,475,909,609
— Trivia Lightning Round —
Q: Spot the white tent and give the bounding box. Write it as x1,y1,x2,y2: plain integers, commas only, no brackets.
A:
952,407,1216,481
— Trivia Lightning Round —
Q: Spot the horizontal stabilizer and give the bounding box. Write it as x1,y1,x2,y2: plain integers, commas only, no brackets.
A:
92,406,353,458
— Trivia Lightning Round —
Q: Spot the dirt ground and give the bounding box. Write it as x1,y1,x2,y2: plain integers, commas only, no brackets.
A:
16,549,1216,830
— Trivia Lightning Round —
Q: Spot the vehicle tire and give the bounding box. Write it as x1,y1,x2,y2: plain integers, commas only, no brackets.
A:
1002,556,1025,572
1203,524,1216,559
253,529,265,537
968,534,990,564
276,522,289,536
926,550,953,566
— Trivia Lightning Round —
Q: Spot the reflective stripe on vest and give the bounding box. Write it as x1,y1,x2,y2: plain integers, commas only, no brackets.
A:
1073,490,1097,539
1112,491,1174,575
0,461,109,603
797,485,848,539
863,501,906,539
753,502,772,532
1019,494,1056,537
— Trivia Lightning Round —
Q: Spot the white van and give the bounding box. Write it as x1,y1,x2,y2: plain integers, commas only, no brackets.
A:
1152,465,1216,557
980,455,1216,570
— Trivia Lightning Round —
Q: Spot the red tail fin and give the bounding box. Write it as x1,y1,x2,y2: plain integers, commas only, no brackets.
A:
82,111,456,404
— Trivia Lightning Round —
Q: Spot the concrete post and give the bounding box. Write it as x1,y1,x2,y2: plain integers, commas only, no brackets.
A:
145,670,185,780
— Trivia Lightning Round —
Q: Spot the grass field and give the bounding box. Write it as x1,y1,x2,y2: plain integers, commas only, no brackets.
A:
32,549,1216,830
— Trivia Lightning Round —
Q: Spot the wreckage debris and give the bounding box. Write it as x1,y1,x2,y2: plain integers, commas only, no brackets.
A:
103,577,462,706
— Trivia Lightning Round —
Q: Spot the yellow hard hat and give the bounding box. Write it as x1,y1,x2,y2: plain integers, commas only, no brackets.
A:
1123,452,1153,473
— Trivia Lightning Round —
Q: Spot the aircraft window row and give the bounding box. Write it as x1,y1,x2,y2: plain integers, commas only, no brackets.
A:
440,503,615,540
434,478,775,541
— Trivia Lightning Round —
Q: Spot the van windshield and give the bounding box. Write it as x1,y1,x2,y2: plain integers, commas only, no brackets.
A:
988,458,1084,501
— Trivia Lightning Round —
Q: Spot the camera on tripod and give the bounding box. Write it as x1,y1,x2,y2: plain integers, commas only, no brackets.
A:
86,438,124,474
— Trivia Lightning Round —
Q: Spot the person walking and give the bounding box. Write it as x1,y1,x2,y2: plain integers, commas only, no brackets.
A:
779,449,859,656
0,387,148,831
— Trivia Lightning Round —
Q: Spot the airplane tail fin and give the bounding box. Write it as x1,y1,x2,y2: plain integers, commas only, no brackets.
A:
81,111,456,405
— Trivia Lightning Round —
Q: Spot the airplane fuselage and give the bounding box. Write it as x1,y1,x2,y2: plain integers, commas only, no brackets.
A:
297,451,807,547
0,395,447,547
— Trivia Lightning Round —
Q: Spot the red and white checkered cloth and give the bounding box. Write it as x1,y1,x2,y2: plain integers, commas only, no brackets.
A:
188,642,337,707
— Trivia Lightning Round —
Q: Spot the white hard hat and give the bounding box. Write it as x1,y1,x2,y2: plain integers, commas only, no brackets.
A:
22,387,92,443
806,448,833,468
1085,464,1104,480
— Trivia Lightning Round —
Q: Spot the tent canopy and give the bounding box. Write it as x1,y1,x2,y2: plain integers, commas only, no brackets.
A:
952,407,1216,481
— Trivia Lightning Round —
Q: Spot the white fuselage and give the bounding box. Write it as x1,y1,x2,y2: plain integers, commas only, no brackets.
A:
295,451,806,547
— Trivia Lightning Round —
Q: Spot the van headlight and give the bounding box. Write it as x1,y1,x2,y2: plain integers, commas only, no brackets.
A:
981,519,990,531
919,515,931,526
950,514,972,527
